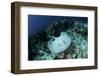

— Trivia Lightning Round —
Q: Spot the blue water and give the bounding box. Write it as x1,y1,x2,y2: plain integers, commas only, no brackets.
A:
28,15,87,37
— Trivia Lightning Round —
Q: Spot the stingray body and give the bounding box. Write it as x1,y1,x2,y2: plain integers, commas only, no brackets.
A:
47,32,71,54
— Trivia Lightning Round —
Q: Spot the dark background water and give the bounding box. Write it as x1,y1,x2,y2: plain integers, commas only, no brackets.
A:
28,15,88,37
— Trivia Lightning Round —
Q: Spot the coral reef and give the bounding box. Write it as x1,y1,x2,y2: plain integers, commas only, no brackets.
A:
28,19,88,60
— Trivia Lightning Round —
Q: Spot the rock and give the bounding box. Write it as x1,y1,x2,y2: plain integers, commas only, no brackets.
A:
66,54,73,59
55,52,65,59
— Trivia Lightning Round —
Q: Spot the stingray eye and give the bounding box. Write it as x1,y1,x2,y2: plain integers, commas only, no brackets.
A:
49,36,55,41
52,38,55,41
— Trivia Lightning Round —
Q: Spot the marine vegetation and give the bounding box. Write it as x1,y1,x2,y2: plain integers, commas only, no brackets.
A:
28,19,88,60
